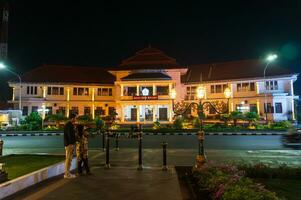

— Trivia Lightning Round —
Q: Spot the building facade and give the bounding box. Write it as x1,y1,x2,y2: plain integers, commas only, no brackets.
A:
8,47,299,123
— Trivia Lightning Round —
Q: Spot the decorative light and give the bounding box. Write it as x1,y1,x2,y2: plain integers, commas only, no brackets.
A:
0,62,5,69
197,85,205,99
224,87,232,99
170,88,176,99
142,88,149,96
266,54,278,62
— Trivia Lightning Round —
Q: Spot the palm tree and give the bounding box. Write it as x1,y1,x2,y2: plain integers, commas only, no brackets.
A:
229,111,243,127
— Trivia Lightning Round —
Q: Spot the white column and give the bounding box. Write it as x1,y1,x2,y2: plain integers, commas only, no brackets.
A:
92,104,95,119
137,105,140,122
121,85,124,96
12,87,15,101
121,105,124,122
169,104,173,122
43,86,46,98
92,88,95,101
153,84,156,95
67,88,70,101
136,85,139,96
290,80,295,120
153,105,156,122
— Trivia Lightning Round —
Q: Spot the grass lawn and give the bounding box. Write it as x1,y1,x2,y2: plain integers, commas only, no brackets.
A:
0,154,65,180
258,178,301,200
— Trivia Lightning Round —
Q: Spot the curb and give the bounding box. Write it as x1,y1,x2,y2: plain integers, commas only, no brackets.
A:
0,131,285,137
0,158,76,199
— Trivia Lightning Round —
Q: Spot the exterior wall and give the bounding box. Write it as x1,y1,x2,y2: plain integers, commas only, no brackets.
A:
7,71,298,123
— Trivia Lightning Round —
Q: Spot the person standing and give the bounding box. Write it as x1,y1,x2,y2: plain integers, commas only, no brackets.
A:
64,113,77,179
76,124,91,175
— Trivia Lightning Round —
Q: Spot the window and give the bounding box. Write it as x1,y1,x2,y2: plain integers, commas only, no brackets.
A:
210,84,227,93
265,81,278,90
156,86,169,95
237,82,255,92
84,107,91,115
73,88,89,96
186,86,197,100
249,104,257,113
22,106,28,116
32,106,38,113
47,87,64,95
46,107,52,115
95,107,105,116
275,103,283,113
97,88,113,96
264,103,274,113
123,87,136,96
70,107,78,115
57,107,66,115
26,86,37,95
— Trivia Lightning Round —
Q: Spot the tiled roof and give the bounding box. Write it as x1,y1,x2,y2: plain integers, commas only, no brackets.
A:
182,59,296,83
114,47,181,70
10,65,115,84
121,72,172,81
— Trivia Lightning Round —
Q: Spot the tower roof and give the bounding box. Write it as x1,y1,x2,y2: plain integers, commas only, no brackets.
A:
117,47,180,70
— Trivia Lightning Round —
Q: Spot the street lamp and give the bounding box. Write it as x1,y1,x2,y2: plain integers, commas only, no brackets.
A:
263,54,277,124
170,85,232,168
0,63,22,111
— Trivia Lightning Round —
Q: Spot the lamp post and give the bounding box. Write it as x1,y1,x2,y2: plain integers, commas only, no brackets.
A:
0,63,22,111
263,54,277,124
170,85,232,168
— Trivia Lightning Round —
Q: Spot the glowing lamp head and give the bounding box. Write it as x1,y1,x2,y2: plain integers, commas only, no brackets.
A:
266,54,278,62
197,85,205,99
0,62,5,69
170,88,176,100
224,87,232,98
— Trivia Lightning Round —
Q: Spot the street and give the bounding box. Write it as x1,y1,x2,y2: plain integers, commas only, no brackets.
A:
0,134,290,155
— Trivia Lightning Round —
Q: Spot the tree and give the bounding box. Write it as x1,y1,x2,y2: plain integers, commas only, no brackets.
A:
95,117,106,130
244,112,259,127
45,113,67,127
229,111,243,127
25,112,42,130
220,114,231,125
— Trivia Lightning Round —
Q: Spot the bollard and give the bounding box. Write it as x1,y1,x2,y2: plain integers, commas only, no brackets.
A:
161,141,168,171
0,139,3,156
102,131,106,152
137,131,143,170
105,132,110,168
115,133,119,151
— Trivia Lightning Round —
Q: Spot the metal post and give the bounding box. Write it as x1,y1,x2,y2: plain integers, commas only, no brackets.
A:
137,131,143,170
105,131,110,168
0,139,3,156
115,133,119,151
102,131,106,151
162,141,167,171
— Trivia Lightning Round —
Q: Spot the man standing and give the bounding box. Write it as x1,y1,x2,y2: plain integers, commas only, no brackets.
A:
64,113,77,179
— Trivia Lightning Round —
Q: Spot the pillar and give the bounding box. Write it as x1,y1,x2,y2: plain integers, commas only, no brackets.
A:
153,84,156,95
121,85,124,96
136,85,139,96
137,105,140,122
153,105,157,122
12,87,15,101
92,104,95,119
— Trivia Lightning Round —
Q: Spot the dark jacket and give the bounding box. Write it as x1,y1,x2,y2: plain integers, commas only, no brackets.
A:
64,121,76,146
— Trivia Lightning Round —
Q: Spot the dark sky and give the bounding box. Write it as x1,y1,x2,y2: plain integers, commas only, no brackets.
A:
0,0,301,101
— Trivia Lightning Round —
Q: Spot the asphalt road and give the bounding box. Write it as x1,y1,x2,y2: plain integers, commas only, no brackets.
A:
1,134,290,155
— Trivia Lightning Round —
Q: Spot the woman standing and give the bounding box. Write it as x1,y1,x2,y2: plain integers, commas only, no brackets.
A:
76,124,91,175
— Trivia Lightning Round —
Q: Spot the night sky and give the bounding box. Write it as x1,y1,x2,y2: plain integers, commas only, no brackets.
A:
0,0,301,101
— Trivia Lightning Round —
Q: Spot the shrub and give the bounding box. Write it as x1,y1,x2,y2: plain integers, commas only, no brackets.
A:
244,112,260,127
77,115,93,124
192,162,280,200
24,112,42,131
153,120,161,130
270,121,292,130
173,117,184,129
229,111,243,127
220,114,231,125
45,113,67,127
95,117,106,130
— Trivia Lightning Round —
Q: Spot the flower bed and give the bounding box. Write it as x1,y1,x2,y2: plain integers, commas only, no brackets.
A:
191,162,280,200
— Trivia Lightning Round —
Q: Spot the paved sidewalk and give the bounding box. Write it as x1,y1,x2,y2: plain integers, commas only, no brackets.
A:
8,152,183,200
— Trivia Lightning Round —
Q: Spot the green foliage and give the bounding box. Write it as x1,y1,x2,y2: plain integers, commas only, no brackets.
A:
269,121,292,130
45,113,67,127
220,114,231,125
24,112,42,131
244,112,260,126
229,111,243,127
153,120,161,130
77,115,93,124
192,118,201,129
192,162,280,200
173,117,184,129
95,117,106,130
